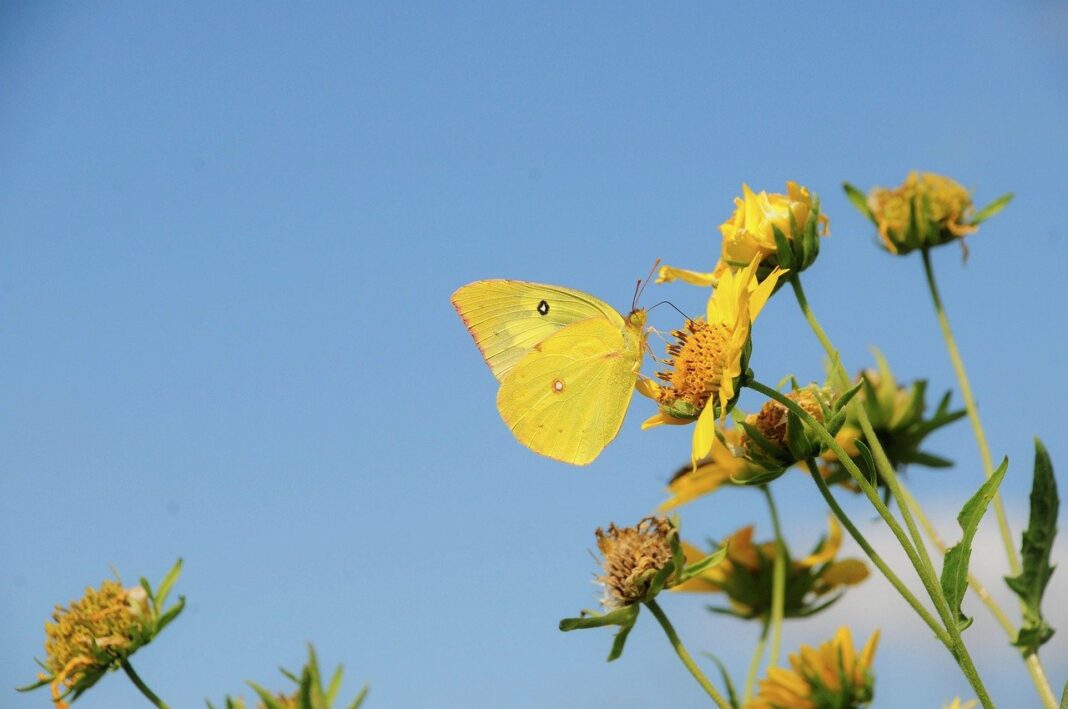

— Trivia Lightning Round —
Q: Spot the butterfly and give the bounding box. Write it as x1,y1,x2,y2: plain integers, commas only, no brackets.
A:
451,280,648,465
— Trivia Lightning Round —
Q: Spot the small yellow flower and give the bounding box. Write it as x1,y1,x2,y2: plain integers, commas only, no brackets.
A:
596,517,676,609
673,517,869,619
866,172,974,255
748,627,880,709
658,181,828,286
659,428,766,510
41,580,150,707
639,256,785,468
21,561,184,709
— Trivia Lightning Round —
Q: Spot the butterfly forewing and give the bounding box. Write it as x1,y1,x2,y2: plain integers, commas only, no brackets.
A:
451,280,625,382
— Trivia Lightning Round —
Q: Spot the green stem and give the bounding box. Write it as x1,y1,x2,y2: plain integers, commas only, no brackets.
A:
742,621,769,704
645,600,732,709
901,481,1058,709
121,660,170,709
747,378,994,708
805,459,948,644
762,486,787,669
921,248,1020,577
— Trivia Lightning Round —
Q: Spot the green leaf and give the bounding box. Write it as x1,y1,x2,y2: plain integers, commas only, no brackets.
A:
941,457,1009,631
559,605,638,631
853,438,877,488
155,596,186,634
833,380,863,412
249,683,286,709
348,684,370,709
905,451,955,468
1006,438,1059,655
155,558,184,611
971,192,1013,225
677,545,729,585
700,652,739,709
607,618,636,662
842,183,873,220
325,663,344,703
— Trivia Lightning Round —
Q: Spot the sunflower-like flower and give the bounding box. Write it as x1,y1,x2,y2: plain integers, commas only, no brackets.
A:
844,171,1011,257
821,351,965,492
559,517,727,661
658,181,828,287
659,428,768,510
208,645,369,709
638,256,785,468
747,627,879,709
20,560,184,708
673,517,869,620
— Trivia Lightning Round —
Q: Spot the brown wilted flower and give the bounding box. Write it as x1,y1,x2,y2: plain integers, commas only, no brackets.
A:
596,517,676,609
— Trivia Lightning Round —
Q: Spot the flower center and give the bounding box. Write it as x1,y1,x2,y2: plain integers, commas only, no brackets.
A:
596,517,674,608
657,320,732,411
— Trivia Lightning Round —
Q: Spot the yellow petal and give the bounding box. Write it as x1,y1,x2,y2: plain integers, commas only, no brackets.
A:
656,264,717,287
800,515,843,567
818,558,870,587
690,397,718,468
634,377,662,400
748,266,786,321
641,410,693,430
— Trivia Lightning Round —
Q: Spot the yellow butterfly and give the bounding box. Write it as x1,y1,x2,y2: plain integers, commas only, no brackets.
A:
452,280,648,465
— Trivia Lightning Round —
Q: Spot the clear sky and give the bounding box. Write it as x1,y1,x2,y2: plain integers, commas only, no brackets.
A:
2,2,1067,707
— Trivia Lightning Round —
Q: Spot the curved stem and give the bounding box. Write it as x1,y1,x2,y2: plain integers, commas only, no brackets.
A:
762,486,787,669
805,459,948,644
743,621,770,704
121,660,170,709
748,379,994,708
901,481,1058,709
922,248,1020,576
645,600,732,709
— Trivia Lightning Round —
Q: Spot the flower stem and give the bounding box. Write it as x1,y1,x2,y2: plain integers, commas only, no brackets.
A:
121,660,170,709
747,378,994,708
805,459,949,644
921,248,1020,577
900,481,1058,709
743,621,769,704
645,599,732,709
762,486,787,669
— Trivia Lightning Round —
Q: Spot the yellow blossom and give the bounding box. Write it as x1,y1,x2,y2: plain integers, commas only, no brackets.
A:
673,517,868,619
639,256,784,468
748,627,880,709
658,181,827,286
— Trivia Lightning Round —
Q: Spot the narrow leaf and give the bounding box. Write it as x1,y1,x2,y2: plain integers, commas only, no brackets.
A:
941,457,1009,631
701,652,739,709
559,605,638,632
1006,438,1059,654
842,183,873,220
971,192,1014,225
677,546,729,585
349,683,370,709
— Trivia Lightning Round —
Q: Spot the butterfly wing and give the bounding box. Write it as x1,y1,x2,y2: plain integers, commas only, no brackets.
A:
451,280,625,382
496,316,644,465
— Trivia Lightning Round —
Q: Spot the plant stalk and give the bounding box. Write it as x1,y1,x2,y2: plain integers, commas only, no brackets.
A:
645,599,732,709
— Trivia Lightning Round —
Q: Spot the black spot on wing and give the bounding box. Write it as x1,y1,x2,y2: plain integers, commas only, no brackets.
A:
537,299,549,315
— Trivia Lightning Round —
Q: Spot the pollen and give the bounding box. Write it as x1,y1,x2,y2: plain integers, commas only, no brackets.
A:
655,319,731,412
595,517,675,608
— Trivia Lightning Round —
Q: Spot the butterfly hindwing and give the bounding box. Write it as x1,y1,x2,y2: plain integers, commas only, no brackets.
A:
451,280,625,382
496,317,641,465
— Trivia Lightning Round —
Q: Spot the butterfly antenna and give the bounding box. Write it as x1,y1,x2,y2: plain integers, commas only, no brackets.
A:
648,300,694,322
632,258,661,311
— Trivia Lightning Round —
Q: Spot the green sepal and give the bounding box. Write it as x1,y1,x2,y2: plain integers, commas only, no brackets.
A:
842,182,874,221
607,619,636,662
249,682,287,709
834,380,864,412
906,451,954,468
155,595,186,634
733,467,787,486
668,518,686,586
793,593,843,618
1006,438,1058,655
971,192,1013,225
154,558,184,612
800,201,820,270
825,409,847,438
772,224,795,270
701,652,740,709
647,560,677,599
739,421,785,460
325,663,344,704
785,409,814,461
854,439,877,488
348,684,370,709
941,457,1009,631
677,545,729,585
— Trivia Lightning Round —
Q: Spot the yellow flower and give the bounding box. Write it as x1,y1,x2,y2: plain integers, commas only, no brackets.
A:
659,428,766,510
748,627,880,709
658,181,828,286
673,517,869,619
638,256,785,468
41,580,150,708
21,561,184,709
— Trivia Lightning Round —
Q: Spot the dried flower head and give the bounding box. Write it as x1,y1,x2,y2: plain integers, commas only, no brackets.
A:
596,517,676,608
747,627,880,709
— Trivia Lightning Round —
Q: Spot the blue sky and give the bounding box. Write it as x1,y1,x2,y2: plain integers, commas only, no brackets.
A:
2,2,1067,707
